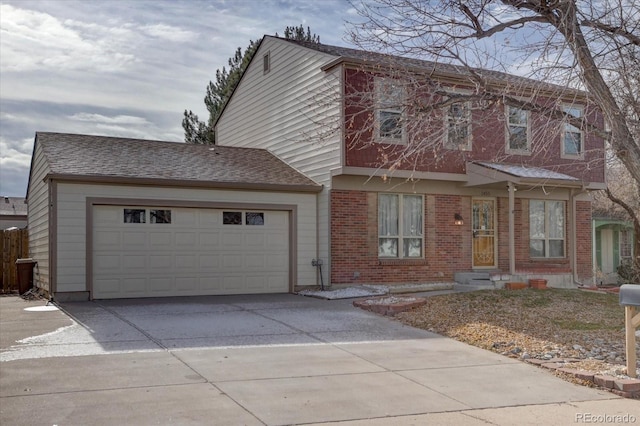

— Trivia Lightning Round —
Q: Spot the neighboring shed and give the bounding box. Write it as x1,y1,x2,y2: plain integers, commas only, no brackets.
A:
0,196,27,229
27,132,322,301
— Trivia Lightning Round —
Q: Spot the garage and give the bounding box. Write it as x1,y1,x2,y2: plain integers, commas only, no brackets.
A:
92,205,290,299
27,133,321,301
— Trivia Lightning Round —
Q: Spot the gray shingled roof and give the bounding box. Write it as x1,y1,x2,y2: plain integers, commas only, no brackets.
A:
35,132,321,191
281,37,578,95
0,196,27,216
475,162,580,181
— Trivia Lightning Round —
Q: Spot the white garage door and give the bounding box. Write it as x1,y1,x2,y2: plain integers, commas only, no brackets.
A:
92,206,289,299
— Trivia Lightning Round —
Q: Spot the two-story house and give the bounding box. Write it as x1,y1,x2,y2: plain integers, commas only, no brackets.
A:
26,36,605,301
216,36,606,289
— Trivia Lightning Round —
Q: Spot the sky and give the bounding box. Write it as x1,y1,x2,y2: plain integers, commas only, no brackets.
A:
0,0,360,197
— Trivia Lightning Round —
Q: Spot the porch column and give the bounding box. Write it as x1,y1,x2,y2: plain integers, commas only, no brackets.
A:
508,182,516,275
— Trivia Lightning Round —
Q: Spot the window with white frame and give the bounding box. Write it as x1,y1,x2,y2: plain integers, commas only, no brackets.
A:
378,194,423,258
620,229,633,263
563,105,583,156
506,106,530,152
529,200,565,258
445,102,471,150
375,78,405,143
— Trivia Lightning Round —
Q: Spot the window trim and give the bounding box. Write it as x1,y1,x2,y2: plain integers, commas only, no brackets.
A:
505,105,531,154
378,193,424,259
561,104,584,159
444,101,472,151
374,77,406,144
529,200,566,258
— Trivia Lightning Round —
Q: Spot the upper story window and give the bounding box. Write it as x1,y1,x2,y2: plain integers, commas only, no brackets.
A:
375,78,405,143
506,106,530,153
445,102,471,150
529,200,565,258
562,105,583,157
378,193,423,258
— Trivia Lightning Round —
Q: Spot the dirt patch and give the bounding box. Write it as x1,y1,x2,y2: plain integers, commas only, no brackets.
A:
354,296,427,316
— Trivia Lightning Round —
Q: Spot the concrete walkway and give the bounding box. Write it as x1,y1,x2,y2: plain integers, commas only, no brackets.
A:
0,295,637,425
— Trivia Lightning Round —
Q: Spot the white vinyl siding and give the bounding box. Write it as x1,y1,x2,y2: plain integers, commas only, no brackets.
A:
26,142,51,291
216,37,342,282
54,182,317,294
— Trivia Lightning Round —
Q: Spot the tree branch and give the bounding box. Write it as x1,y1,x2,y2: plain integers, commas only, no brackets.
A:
581,19,640,46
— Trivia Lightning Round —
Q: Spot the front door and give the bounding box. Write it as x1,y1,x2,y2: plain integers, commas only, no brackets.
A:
600,228,614,275
472,199,496,268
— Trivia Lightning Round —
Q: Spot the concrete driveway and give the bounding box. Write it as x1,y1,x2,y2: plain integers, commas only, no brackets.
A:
0,294,637,425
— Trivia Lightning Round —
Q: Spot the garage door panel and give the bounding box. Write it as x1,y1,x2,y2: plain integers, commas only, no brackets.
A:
94,254,120,271
94,207,119,223
198,254,220,269
176,277,198,291
175,232,197,247
223,276,243,291
149,232,172,247
94,230,121,248
175,255,196,269
199,232,220,247
148,254,173,269
93,207,289,299
123,231,147,248
122,277,146,293
148,277,172,292
221,231,243,247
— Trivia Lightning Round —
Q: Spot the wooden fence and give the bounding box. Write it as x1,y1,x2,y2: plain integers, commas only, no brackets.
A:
1,228,29,292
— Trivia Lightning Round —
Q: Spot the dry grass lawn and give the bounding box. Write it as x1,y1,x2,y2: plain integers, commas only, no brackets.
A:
395,288,638,378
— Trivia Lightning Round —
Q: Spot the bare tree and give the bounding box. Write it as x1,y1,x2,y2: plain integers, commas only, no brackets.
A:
347,0,640,269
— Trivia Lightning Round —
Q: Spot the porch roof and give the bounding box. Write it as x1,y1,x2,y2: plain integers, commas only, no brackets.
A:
465,161,583,188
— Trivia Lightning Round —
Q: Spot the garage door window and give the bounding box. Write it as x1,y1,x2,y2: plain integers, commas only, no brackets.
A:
223,211,265,225
246,212,264,225
223,211,242,225
150,209,172,224
124,209,146,223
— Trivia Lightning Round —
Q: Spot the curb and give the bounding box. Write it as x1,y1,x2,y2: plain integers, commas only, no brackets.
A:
525,358,640,399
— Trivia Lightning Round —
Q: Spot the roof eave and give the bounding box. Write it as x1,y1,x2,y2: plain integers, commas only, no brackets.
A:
45,174,323,193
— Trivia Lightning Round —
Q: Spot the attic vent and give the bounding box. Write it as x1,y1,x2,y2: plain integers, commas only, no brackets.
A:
263,51,270,74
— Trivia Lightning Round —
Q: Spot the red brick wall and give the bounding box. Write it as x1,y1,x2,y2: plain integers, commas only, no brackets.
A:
342,68,605,184
330,189,472,284
331,189,593,285
575,200,593,281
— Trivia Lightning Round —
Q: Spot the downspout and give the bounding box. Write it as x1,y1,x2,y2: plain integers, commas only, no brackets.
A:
507,182,516,276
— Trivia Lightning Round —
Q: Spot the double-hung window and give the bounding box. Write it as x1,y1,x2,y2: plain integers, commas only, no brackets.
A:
445,102,471,150
529,200,565,258
506,106,530,153
378,194,423,258
620,229,633,264
563,105,583,157
375,78,405,143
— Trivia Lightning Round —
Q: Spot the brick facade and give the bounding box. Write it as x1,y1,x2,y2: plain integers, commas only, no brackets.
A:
330,189,593,286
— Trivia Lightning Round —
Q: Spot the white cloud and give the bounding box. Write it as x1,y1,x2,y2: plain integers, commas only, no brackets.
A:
69,113,151,125
0,4,136,72
140,24,198,43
